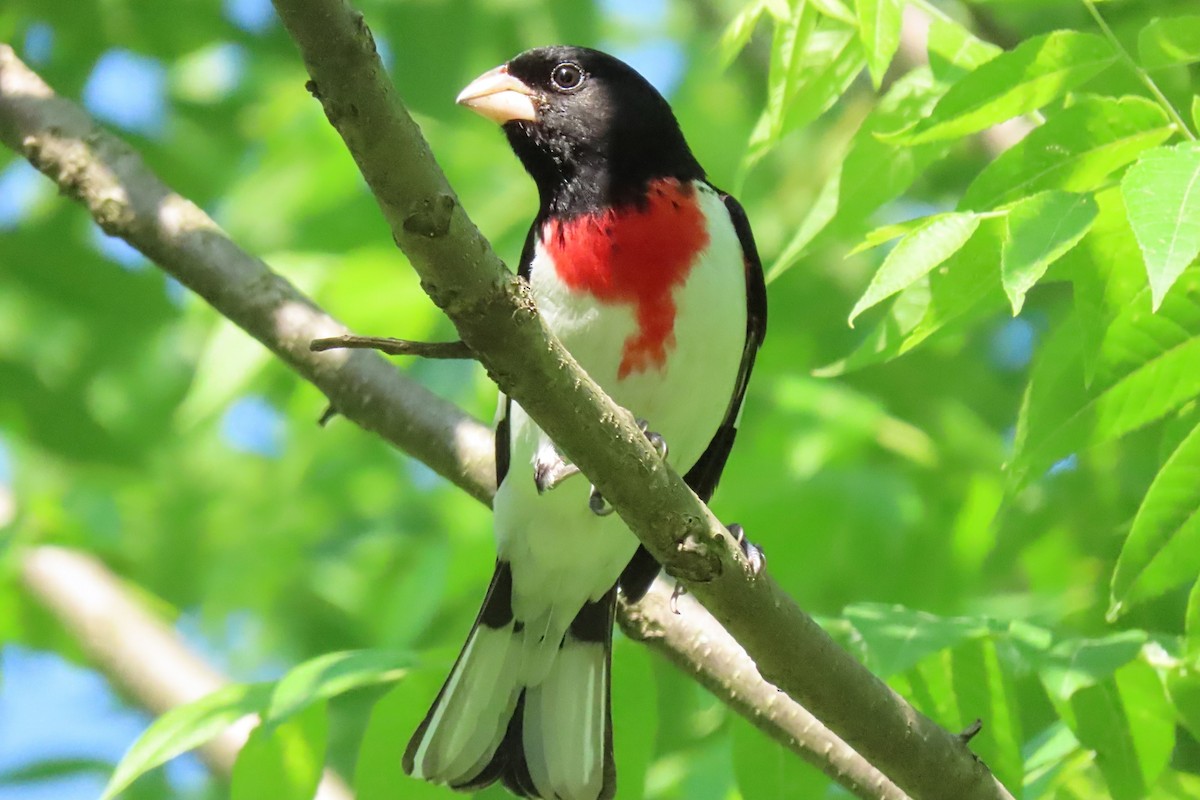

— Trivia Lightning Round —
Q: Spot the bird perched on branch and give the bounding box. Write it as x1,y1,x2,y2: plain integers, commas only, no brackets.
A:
404,45,767,800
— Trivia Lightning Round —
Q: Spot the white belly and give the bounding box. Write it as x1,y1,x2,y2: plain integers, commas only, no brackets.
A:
494,183,748,628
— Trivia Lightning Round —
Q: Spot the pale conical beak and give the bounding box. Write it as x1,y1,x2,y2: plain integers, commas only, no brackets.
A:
456,65,538,124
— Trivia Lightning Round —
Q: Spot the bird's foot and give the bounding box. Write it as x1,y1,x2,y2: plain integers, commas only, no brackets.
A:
669,580,688,614
588,485,615,516
636,418,669,460
534,448,580,494
728,523,766,576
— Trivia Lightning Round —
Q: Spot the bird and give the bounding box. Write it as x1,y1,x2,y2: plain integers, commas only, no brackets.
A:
403,45,767,800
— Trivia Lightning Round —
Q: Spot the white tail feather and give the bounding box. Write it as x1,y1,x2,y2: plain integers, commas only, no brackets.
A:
409,623,521,783
523,635,608,800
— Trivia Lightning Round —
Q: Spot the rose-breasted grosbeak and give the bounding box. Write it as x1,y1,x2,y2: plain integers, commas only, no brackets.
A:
403,46,767,800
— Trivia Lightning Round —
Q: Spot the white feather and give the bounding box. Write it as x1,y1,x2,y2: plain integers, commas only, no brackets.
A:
524,637,608,800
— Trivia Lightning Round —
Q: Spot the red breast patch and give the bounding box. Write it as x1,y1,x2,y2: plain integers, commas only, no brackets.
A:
541,179,709,379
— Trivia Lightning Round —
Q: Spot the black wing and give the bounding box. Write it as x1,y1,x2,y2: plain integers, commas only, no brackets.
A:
619,186,768,600
494,224,542,489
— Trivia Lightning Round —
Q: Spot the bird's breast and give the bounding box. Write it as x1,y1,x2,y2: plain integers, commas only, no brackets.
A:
538,178,710,379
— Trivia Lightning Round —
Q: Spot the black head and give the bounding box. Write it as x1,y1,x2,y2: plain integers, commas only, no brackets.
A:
457,46,704,216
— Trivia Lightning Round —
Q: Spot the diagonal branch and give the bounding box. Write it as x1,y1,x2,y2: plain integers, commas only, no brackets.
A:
267,2,1015,798
0,44,904,799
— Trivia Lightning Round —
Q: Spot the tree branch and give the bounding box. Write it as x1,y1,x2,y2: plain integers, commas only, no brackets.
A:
0,32,1007,800
619,582,908,799
310,335,474,359
266,4,1015,798
19,546,353,800
0,44,900,799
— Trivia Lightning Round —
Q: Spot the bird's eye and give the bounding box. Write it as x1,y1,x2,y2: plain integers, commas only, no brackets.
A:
550,62,584,91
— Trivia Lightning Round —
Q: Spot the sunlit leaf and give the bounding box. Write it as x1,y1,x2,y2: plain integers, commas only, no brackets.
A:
843,603,992,676
1067,662,1173,800
1002,191,1098,314
1189,579,1200,660
1039,632,1146,702
810,0,856,26
1121,143,1200,310
769,69,951,279
856,0,902,87
748,23,864,162
354,670,448,800
962,96,1173,211
926,14,1002,81
102,682,272,800
886,31,1117,145
611,639,656,800
1167,666,1200,744
718,3,767,69
231,703,328,800
948,638,1024,791
818,220,1004,375
266,649,411,724
1011,267,1200,487
1137,15,1200,68
731,715,829,799
1111,420,1200,614
848,212,981,326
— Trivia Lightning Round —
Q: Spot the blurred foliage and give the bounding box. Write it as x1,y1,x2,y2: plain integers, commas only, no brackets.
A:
2,0,1200,798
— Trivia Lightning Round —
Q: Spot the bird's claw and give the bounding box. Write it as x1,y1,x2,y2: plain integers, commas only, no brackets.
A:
728,523,766,576
635,418,669,460
669,581,687,614
588,485,615,516
534,450,580,494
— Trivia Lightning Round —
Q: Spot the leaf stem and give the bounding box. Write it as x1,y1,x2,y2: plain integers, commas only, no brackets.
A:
1081,0,1197,141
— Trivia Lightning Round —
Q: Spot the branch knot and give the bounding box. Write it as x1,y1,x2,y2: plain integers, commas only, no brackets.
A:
403,193,455,238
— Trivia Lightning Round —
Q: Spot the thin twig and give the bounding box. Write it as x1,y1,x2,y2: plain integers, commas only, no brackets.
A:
310,334,474,359
1082,0,1197,141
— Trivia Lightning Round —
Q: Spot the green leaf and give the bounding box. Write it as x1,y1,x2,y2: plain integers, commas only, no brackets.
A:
231,703,328,800
731,715,829,799
266,649,411,724
1192,95,1200,135
1121,143,1200,310
1189,578,1200,660
718,3,767,69
354,670,448,800
1002,191,1099,314
848,215,935,257
102,682,272,800
748,23,865,162
1011,267,1200,487
1167,665,1200,743
843,603,992,676
754,1,819,151
1111,420,1200,614
885,31,1117,145
926,14,1002,81
856,0,902,88
818,219,1004,375
1068,662,1173,800
1058,187,1147,383
961,96,1173,211
1039,632,1146,702
769,68,952,279
611,638,657,800
1138,15,1200,69
810,0,856,26
848,212,981,326
948,638,1024,791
